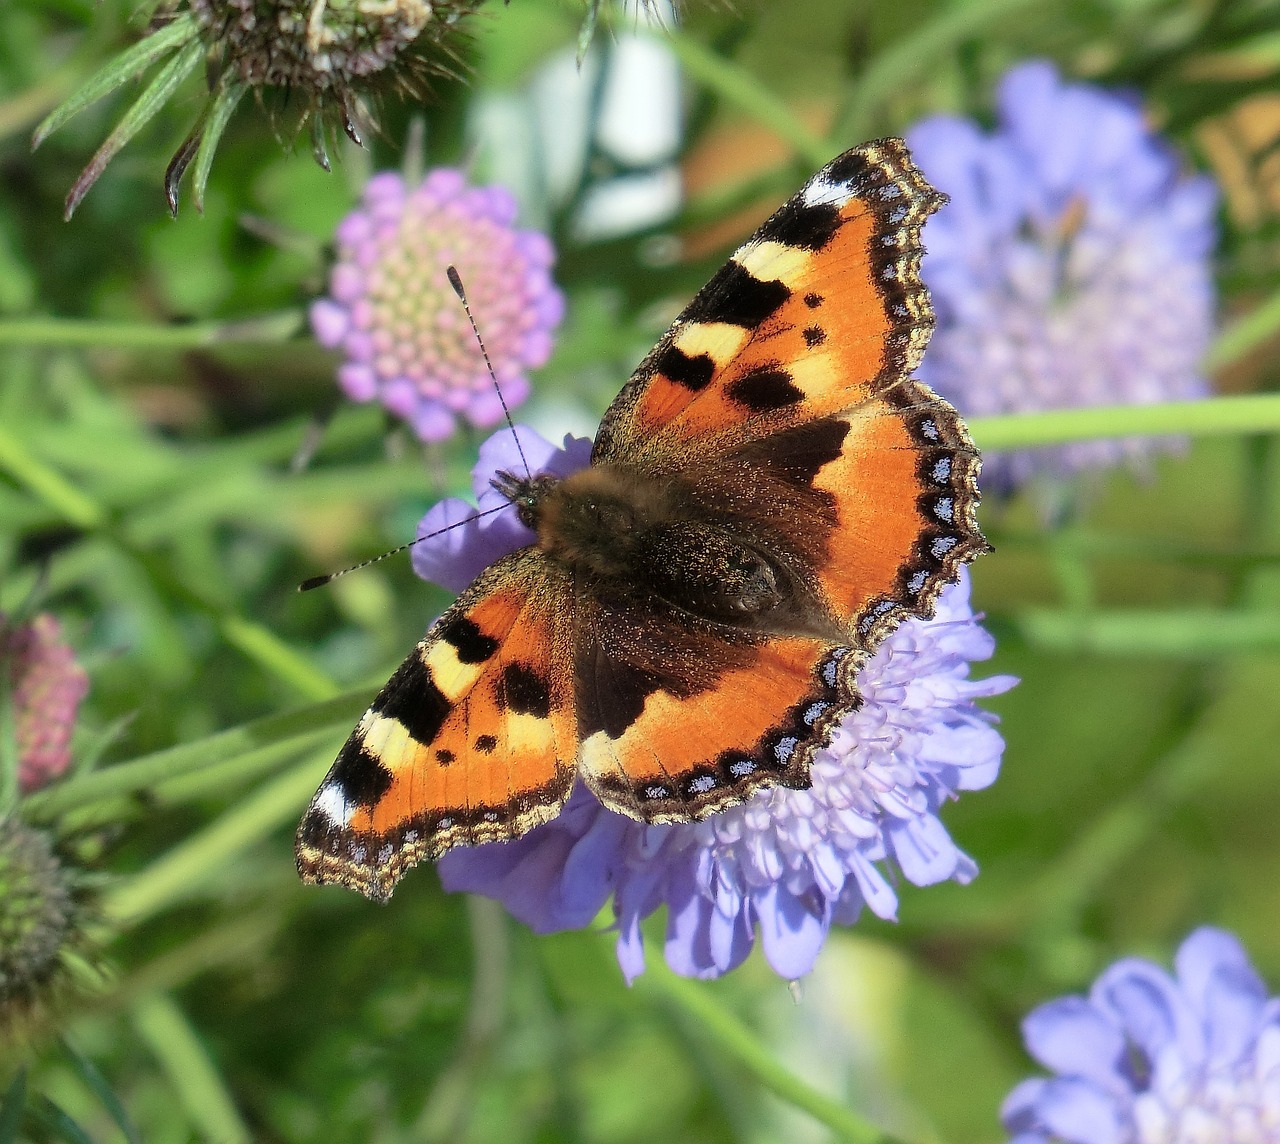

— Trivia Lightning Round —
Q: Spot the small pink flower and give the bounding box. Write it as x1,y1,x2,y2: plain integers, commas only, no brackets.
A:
311,169,565,442
2,614,89,793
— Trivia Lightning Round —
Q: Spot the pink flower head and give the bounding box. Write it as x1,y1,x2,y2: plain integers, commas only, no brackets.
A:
310,169,565,442
1,614,89,794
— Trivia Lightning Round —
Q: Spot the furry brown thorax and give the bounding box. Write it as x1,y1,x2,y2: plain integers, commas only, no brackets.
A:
493,465,835,637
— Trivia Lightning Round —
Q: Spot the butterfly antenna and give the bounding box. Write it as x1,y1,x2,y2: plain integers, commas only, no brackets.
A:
298,503,509,592
446,265,532,481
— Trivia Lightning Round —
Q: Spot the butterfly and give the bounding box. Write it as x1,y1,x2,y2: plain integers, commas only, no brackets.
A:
296,138,987,902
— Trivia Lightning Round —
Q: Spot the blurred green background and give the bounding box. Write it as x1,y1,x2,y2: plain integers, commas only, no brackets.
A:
2,0,1280,1141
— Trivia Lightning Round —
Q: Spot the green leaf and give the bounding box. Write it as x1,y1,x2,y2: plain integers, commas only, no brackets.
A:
25,1095,94,1144
0,1070,26,1144
64,36,205,220
60,1040,141,1144
131,993,252,1144
21,688,367,821
32,14,199,148
193,81,247,213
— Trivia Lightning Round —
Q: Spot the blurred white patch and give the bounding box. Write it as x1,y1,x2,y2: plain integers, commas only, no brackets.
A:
314,781,354,827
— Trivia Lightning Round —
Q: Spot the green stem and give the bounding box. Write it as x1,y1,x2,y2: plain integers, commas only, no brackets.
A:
104,752,333,923
1006,607,1280,656
0,422,105,529
130,992,251,1144
641,966,910,1144
831,0,1047,142
666,34,829,169
0,310,304,349
220,615,338,701
967,393,1280,451
1207,286,1280,371
22,690,366,821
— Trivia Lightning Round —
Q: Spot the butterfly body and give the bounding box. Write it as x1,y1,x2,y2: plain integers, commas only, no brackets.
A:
298,138,988,903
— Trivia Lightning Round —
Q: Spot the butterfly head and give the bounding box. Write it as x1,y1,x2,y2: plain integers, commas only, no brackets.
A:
491,470,561,529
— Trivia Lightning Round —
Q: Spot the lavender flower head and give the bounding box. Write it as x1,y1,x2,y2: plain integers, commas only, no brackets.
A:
908,61,1218,490
417,427,1015,981
311,170,565,442
1004,927,1280,1143
1,613,89,794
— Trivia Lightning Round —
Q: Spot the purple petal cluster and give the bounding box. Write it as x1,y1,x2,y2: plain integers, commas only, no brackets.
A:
311,170,565,442
1004,928,1280,1143
908,61,1218,490
418,428,1015,981
1,613,89,794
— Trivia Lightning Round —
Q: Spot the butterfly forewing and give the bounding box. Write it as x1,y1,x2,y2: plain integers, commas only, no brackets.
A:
296,551,578,901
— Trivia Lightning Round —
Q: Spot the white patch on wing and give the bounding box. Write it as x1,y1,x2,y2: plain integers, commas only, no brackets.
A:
313,781,355,827
802,176,851,208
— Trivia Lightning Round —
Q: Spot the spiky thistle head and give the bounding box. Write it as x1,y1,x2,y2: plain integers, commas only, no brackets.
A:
33,0,486,219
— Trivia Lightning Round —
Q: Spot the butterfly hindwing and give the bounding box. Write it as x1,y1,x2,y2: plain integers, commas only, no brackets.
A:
296,551,578,900
575,587,860,822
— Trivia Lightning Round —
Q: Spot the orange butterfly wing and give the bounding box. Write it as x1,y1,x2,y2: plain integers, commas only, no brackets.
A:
575,138,986,821
296,552,577,900
596,137,985,644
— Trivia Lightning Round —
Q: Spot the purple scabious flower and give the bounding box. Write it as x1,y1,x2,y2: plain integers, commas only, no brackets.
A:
416,427,1016,981
1,613,89,794
310,169,565,442
908,61,1218,491
1003,928,1280,1143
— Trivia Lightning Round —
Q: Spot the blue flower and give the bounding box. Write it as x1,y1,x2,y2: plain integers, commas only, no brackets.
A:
416,428,1015,981
908,61,1218,491
1004,928,1280,1143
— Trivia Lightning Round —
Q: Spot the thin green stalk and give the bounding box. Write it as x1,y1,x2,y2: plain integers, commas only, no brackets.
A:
1007,607,1280,656
103,751,332,923
220,615,338,701
131,992,251,1144
0,310,304,349
832,0,1046,142
22,690,366,821
967,393,1280,451
666,34,829,169
1207,286,1280,371
0,422,105,529
641,965,910,1144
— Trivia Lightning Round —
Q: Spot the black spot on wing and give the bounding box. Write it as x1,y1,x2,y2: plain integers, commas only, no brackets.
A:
437,615,498,664
735,416,850,488
756,199,842,251
685,262,790,329
475,734,497,753
654,344,715,392
329,739,393,807
804,292,823,308
803,325,827,347
578,641,661,741
435,749,454,765
371,652,451,745
497,662,552,718
727,365,803,413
